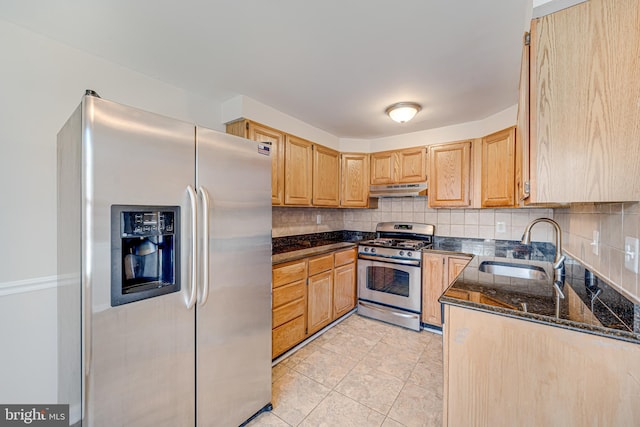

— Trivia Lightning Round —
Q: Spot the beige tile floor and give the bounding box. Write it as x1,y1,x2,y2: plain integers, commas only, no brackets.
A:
247,314,444,427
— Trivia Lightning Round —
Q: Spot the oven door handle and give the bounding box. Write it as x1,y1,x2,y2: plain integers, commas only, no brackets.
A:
359,301,417,318
358,254,421,267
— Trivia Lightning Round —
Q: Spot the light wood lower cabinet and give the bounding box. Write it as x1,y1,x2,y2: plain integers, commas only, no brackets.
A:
272,259,307,358
271,247,357,358
422,253,471,327
307,254,334,335
443,304,640,426
333,249,357,319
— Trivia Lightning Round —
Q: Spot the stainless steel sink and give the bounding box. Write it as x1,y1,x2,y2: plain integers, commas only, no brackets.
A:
478,260,549,280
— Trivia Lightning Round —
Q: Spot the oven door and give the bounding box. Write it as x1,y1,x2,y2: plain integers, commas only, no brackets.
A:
357,256,421,313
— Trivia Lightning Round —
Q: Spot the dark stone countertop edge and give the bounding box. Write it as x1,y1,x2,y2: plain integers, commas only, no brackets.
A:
422,248,473,257
272,242,356,265
440,295,640,345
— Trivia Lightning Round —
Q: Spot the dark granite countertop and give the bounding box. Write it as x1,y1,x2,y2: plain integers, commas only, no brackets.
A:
272,230,374,265
440,255,640,344
272,241,357,265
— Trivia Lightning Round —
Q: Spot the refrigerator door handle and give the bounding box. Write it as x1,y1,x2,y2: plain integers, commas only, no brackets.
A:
186,185,198,309
197,186,211,306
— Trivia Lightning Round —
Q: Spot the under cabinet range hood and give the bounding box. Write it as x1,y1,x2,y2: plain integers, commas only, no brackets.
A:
370,182,427,197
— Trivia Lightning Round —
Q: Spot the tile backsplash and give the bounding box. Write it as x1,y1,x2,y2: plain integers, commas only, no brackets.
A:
273,198,555,243
555,203,640,304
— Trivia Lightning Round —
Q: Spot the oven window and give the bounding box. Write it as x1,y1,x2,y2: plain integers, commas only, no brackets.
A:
366,266,410,297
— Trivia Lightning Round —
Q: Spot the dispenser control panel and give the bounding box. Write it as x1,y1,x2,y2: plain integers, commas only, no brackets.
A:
122,211,175,236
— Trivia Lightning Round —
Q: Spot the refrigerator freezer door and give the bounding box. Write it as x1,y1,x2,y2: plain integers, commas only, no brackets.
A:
195,127,272,426
80,96,196,426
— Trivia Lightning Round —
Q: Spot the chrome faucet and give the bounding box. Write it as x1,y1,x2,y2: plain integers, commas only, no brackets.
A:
520,218,566,287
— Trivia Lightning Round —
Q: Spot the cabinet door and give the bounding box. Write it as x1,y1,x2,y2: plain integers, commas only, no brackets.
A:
284,135,313,205
249,122,285,206
447,256,471,285
370,151,394,185
428,141,472,208
333,263,356,319
530,0,640,203
397,147,426,183
340,153,370,207
481,127,516,208
421,253,446,325
515,32,531,203
272,316,305,359
307,271,333,335
312,144,340,207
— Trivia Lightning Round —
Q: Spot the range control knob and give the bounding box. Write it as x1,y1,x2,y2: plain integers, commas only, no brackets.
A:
364,247,369,252
371,248,376,253
407,251,413,257
399,251,405,256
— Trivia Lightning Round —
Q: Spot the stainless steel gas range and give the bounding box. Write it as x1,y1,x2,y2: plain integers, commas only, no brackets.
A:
357,222,435,331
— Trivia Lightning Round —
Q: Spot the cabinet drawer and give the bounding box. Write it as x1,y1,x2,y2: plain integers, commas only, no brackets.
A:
273,297,305,328
273,259,307,288
308,254,333,276
272,315,305,358
273,279,305,309
334,248,356,267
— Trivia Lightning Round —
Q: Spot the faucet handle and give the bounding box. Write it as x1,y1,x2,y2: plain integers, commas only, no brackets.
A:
553,255,566,270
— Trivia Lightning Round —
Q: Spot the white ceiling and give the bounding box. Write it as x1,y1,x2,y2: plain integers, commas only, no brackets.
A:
0,0,531,139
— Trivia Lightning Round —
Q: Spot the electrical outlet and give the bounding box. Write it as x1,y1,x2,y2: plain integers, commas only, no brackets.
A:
624,236,639,274
316,214,322,225
591,230,599,255
496,221,506,234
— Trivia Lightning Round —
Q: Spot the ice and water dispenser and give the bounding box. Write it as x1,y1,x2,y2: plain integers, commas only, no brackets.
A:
111,205,180,306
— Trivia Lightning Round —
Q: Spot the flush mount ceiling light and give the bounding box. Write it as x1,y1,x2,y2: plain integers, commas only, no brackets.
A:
385,102,422,123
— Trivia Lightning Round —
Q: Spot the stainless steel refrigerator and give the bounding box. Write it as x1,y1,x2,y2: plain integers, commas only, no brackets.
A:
57,92,272,426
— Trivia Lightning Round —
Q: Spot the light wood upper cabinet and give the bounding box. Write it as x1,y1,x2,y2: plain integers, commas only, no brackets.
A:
370,151,395,185
526,0,640,203
225,120,285,205
481,127,516,208
515,32,531,203
340,153,370,207
397,147,427,183
428,141,472,208
312,144,340,207
284,135,313,206
370,147,426,185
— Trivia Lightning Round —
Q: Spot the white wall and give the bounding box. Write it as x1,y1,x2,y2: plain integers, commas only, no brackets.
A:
0,19,225,404
222,95,341,149
0,17,526,405
341,105,518,153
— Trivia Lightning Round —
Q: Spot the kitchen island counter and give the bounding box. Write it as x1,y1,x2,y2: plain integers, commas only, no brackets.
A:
440,255,640,344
